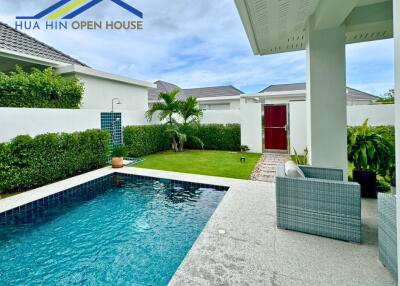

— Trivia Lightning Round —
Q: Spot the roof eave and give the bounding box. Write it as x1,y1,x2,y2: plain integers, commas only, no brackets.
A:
57,65,156,89
234,0,261,55
0,48,70,68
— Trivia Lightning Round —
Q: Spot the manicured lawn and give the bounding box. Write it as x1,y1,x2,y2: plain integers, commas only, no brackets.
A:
134,150,261,180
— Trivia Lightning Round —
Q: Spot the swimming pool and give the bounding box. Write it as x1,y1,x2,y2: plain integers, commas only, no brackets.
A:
0,173,227,285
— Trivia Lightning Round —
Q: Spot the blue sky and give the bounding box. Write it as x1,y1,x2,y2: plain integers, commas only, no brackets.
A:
0,0,394,96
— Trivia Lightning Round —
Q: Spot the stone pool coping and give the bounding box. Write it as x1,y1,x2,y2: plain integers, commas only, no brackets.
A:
0,167,395,285
0,167,239,214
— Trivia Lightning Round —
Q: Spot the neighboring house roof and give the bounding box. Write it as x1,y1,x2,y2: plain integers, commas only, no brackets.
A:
184,86,243,99
0,22,87,66
260,83,378,101
148,80,181,101
260,83,306,93
149,80,243,101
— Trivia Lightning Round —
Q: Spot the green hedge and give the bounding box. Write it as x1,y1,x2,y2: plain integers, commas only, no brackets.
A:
0,129,109,193
123,124,241,156
124,125,170,157
185,124,241,151
0,66,83,108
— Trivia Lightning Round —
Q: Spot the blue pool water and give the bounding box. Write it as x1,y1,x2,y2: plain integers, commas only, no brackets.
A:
0,174,226,285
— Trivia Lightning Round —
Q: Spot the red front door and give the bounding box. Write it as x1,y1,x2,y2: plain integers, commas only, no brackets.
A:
264,105,287,150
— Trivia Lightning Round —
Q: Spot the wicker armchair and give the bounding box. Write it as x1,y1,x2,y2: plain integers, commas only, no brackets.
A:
276,165,361,243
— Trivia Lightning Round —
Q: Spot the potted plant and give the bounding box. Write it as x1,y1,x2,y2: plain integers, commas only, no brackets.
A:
348,119,391,198
111,145,127,168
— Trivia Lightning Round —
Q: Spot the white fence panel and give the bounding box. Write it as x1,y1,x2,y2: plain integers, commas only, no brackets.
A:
201,110,240,124
347,104,394,126
0,108,152,143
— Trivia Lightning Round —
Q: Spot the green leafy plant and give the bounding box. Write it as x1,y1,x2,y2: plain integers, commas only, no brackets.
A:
292,148,309,165
146,89,181,124
347,119,392,176
165,124,187,152
0,129,109,194
0,66,83,108
111,145,127,157
146,91,205,152
178,96,203,124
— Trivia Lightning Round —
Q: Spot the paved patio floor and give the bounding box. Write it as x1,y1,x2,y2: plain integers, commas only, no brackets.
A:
251,153,290,182
168,176,395,286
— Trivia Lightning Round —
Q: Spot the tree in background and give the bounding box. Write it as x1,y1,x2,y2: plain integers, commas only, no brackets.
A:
146,89,181,124
376,88,394,104
178,96,203,124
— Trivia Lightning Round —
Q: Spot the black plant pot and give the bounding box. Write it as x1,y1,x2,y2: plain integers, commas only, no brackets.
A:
352,169,377,199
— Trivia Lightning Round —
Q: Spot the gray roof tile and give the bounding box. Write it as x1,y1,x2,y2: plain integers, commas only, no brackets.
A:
149,81,243,101
260,83,378,100
0,22,87,66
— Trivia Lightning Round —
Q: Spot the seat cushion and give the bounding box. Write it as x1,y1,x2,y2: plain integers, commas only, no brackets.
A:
285,161,305,178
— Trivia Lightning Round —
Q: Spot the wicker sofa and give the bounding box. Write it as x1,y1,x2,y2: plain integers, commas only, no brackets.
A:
276,164,361,243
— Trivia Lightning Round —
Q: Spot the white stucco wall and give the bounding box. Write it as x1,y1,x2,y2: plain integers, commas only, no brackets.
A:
201,110,240,124
347,104,394,126
230,99,241,109
240,101,394,155
199,99,241,110
240,100,262,153
289,101,307,155
75,74,149,111
0,108,152,143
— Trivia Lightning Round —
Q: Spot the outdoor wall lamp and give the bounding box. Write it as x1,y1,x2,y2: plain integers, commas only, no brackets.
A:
111,98,122,113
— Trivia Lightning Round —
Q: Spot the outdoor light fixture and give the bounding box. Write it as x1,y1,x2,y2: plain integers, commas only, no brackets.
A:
111,98,122,113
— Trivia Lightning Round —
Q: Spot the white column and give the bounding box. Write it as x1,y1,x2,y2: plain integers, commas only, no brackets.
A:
394,0,400,281
306,17,347,174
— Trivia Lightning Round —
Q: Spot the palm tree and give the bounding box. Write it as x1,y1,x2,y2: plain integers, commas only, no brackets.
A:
178,96,203,124
146,89,181,124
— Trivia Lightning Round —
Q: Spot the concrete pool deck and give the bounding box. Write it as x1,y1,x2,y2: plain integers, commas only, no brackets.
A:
157,170,395,286
0,167,395,285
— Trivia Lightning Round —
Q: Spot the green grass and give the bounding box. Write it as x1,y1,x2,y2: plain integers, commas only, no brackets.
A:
134,150,261,180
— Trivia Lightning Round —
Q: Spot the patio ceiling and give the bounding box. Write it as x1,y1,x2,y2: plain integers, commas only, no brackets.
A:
235,0,393,55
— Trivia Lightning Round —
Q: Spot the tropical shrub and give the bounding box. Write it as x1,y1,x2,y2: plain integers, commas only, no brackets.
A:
0,66,83,108
292,148,309,165
0,129,109,193
124,125,170,157
146,89,204,151
347,119,393,177
111,145,128,157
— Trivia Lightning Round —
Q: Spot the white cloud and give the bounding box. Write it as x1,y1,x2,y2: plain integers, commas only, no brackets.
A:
0,0,394,94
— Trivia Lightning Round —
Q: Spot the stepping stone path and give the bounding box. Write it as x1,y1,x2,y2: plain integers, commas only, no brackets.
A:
250,153,290,182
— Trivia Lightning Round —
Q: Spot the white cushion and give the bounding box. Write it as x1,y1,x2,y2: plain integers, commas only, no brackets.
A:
284,161,305,178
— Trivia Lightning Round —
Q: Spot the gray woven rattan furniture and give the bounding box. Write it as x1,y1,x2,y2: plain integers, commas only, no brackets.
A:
276,164,361,243
378,193,397,280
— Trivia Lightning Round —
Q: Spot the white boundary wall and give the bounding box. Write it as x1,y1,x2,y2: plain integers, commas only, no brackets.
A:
240,102,394,154
0,104,393,145
201,110,240,124
347,104,394,126
0,108,153,143
289,101,307,154
0,108,241,143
